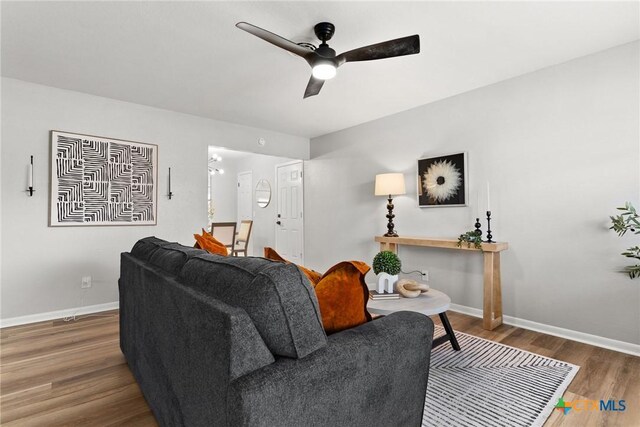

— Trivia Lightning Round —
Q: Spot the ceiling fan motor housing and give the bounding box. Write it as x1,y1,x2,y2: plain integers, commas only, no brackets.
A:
314,22,335,43
315,44,336,58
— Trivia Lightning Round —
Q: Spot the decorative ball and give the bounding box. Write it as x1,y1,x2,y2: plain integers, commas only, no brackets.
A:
372,251,402,276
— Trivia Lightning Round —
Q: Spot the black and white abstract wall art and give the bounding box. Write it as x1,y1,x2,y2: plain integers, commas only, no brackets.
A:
418,152,467,207
50,131,157,226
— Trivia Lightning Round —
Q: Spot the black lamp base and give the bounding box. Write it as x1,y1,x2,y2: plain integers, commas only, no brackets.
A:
384,196,398,237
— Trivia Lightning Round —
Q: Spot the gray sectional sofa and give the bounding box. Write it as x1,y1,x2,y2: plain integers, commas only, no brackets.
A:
119,237,434,426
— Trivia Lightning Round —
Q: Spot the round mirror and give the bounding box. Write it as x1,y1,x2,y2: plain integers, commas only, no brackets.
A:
255,179,271,208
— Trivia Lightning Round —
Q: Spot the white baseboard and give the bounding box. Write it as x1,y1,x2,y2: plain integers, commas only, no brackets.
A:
449,303,640,357
0,301,119,329
3,301,638,357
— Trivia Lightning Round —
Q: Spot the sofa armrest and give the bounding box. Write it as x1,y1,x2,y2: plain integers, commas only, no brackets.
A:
227,311,434,427
119,253,275,426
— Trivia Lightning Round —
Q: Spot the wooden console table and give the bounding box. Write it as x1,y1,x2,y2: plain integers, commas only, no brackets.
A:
375,236,509,330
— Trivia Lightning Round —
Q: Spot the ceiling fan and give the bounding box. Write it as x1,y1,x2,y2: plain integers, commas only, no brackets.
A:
236,21,420,98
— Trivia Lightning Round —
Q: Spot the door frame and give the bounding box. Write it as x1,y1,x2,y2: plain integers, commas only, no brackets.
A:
237,170,253,254
275,160,304,264
237,170,253,222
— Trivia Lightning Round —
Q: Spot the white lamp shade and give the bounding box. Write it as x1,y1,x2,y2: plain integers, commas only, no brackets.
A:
375,173,406,196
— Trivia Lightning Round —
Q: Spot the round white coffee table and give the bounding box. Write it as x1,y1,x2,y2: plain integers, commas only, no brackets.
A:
368,289,461,351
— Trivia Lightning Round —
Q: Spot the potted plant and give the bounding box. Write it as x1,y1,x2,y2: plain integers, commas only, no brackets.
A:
610,202,640,279
457,230,483,250
373,251,402,293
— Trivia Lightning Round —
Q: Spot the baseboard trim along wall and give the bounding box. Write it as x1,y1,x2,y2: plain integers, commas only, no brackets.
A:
449,303,640,357
2,301,638,356
0,302,120,329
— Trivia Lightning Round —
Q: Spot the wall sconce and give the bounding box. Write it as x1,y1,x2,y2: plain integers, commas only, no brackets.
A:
168,167,173,200
27,155,35,196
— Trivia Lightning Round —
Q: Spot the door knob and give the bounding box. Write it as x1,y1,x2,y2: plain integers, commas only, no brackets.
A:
276,221,282,225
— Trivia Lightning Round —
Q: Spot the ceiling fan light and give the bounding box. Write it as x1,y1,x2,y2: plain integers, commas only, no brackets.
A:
312,63,336,80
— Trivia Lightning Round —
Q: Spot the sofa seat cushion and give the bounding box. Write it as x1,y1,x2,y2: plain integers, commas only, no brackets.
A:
179,254,327,359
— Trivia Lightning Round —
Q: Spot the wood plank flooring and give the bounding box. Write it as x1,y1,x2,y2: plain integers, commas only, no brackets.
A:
1,310,638,426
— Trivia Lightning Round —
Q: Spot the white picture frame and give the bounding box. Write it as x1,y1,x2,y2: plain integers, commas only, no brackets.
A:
50,130,158,226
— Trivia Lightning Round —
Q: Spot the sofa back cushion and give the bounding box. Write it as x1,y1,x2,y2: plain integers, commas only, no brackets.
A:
131,236,172,261
148,243,205,276
131,237,208,277
179,254,327,359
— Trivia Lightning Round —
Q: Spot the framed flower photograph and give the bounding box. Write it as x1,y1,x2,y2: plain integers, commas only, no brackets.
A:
417,152,467,207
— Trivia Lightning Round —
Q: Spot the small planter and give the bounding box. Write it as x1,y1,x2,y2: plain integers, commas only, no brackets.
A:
373,250,402,294
377,273,398,294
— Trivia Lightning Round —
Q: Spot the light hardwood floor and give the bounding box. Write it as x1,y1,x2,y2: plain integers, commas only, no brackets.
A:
1,310,638,426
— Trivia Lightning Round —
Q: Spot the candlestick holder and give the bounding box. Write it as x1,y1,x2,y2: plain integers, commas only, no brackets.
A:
26,155,35,197
474,217,482,237
167,167,173,200
485,211,494,243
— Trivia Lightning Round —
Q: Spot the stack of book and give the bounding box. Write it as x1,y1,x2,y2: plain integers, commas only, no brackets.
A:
369,290,400,300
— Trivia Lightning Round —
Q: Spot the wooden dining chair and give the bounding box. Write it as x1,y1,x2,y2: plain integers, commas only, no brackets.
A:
233,220,253,257
210,222,237,254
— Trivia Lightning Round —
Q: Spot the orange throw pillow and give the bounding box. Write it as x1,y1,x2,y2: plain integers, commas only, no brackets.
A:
314,261,372,334
264,247,322,284
194,229,228,256
263,247,371,334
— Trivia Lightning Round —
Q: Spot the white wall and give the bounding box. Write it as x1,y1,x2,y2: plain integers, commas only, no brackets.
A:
1,77,309,321
306,42,640,345
209,157,238,223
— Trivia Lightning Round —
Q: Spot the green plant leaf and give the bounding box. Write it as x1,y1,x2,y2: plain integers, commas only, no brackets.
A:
611,202,639,279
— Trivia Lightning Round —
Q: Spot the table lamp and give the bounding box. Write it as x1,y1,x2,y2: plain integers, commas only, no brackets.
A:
375,173,406,237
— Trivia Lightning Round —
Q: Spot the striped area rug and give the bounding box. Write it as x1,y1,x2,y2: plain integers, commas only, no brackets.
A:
423,326,579,427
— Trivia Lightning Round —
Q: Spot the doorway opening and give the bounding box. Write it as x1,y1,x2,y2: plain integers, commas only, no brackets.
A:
207,146,303,259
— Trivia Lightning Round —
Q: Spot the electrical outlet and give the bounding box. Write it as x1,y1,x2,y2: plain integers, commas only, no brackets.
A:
421,270,429,282
81,276,92,289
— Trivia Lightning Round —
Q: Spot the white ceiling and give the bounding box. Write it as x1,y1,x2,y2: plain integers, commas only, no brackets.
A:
2,1,638,138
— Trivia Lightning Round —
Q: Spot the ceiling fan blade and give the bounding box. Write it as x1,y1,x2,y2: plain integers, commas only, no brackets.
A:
336,35,420,65
303,76,325,99
236,22,312,58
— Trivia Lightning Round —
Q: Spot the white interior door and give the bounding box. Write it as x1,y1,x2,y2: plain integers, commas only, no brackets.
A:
237,171,253,254
275,161,304,264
